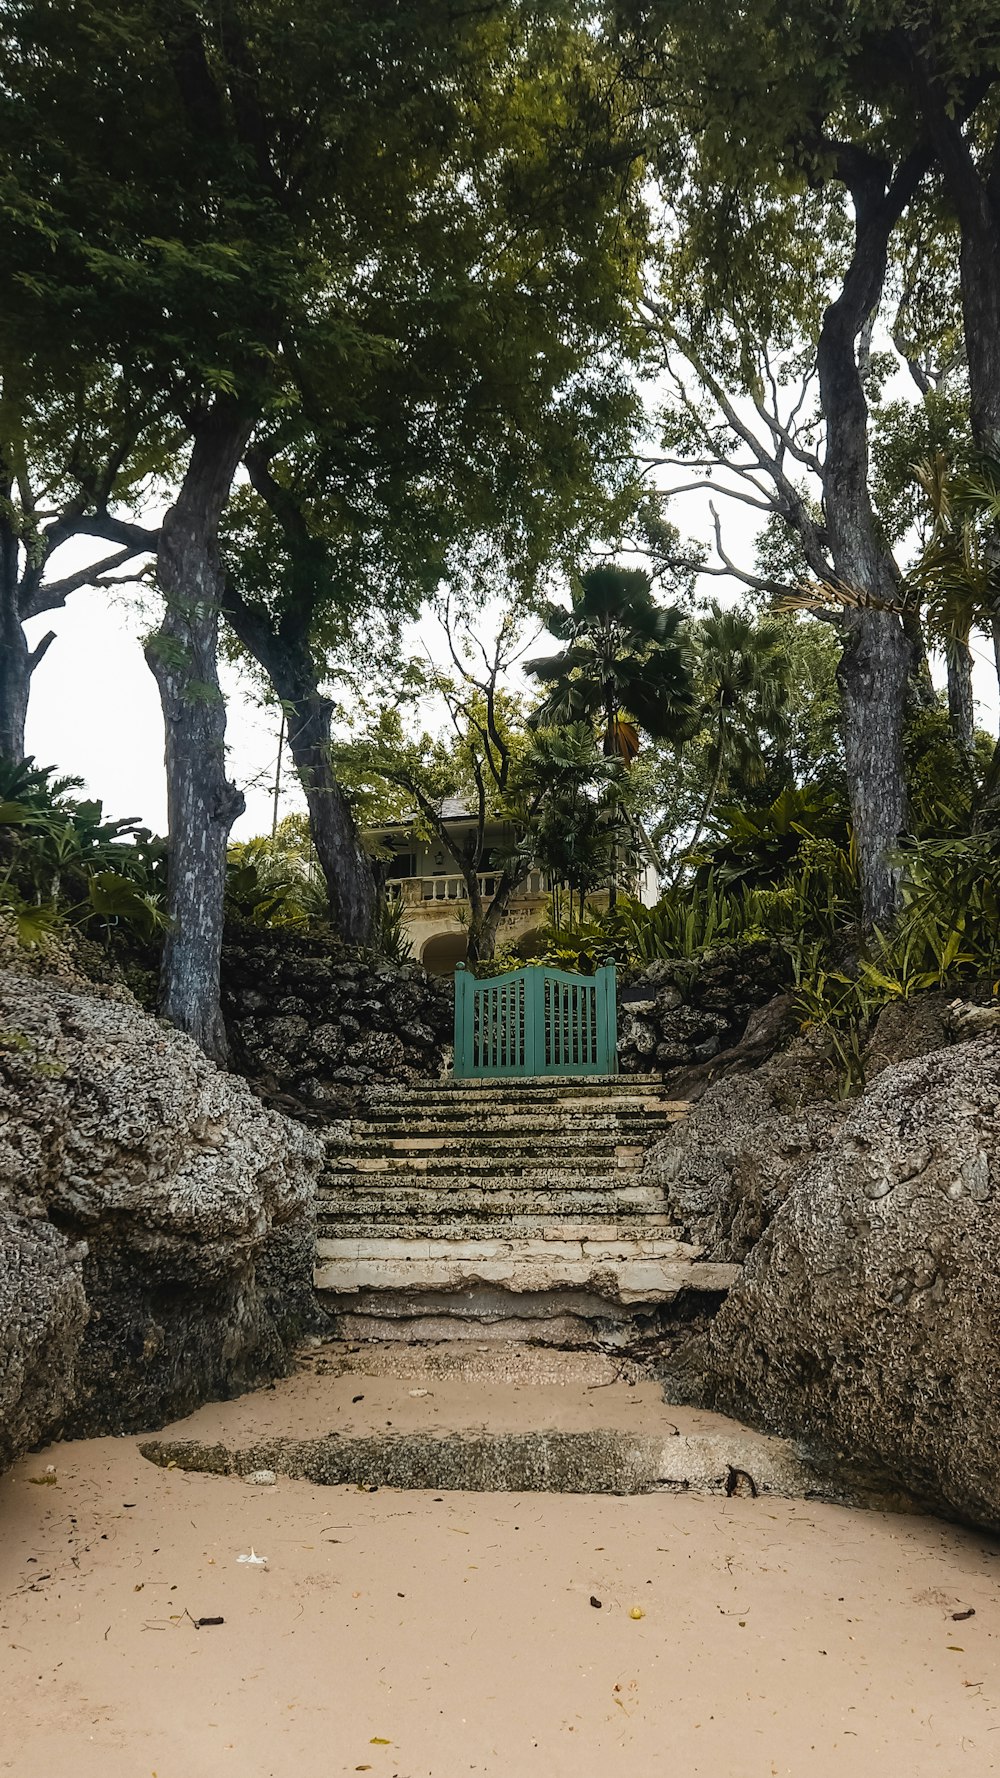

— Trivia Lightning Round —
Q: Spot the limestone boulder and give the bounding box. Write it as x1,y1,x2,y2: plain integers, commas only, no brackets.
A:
705,1034,1000,1530
644,1029,844,1259
0,969,322,1455
0,1206,88,1471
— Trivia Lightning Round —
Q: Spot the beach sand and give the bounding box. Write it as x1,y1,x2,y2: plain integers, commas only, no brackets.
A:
2,1372,999,1778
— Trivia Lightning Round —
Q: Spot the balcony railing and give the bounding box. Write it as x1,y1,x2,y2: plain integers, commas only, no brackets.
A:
387,870,547,906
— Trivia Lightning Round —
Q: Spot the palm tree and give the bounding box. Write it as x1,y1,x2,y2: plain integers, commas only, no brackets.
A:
685,602,790,857
525,565,696,904
525,566,697,756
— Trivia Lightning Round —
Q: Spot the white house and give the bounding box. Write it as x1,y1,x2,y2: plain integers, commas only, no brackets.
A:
367,798,658,975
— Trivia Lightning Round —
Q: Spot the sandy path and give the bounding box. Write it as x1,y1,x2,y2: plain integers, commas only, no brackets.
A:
2,1424,1000,1777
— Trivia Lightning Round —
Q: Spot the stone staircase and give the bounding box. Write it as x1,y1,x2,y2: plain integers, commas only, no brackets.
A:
314,1075,738,1347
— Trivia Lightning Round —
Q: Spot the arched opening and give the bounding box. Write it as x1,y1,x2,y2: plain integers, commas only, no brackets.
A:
421,931,469,977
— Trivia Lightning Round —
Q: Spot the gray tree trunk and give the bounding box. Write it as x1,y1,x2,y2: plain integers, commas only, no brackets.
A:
817,153,926,930
145,403,252,1064
0,470,53,764
282,684,376,945
945,634,976,760
0,577,31,762
218,582,376,944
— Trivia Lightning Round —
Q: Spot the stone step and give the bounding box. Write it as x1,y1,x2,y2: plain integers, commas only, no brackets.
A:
363,1088,675,1109
316,1215,682,1242
316,1235,699,1264
313,1252,739,1301
348,1111,682,1136
139,1340,906,1505
326,1150,646,1178
339,1132,653,1157
367,1074,665,1094
317,1178,664,1205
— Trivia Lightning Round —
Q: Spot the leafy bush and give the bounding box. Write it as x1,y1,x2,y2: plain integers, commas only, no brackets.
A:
0,758,168,948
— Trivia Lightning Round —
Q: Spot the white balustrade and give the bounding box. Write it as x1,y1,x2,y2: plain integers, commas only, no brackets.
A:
385,869,547,905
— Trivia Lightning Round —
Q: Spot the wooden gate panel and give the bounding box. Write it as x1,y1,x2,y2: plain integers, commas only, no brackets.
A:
455,963,617,1079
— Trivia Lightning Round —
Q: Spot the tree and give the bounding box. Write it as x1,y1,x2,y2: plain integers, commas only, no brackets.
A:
334,616,547,964
525,562,697,906
526,566,696,757
214,5,650,945
682,602,790,856
1,1,648,1057
616,0,949,926
0,373,166,762
523,725,635,925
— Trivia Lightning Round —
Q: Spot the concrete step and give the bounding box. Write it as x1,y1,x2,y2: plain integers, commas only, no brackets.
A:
313,1251,739,1301
314,1209,679,1237
347,1111,682,1137
316,1235,700,1264
323,1155,650,1182
363,1087,676,1109
317,1178,665,1206
138,1340,892,1505
340,1132,650,1157
325,1149,646,1177
367,1074,664,1094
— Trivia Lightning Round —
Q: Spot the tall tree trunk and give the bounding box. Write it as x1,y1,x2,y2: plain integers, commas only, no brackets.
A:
817,151,926,930
836,609,911,928
282,683,375,945
945,633,976,760
0,575,31,762
219,583,375,943
0,479,54,763
469,868,526,963
903,607,936,713
145,403,252,1064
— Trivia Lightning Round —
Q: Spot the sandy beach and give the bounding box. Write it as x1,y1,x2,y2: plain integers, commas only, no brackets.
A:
2,1376,999,1778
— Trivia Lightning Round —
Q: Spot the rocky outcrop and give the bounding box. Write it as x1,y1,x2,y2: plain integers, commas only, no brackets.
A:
644,1027,843,1260
647,991,1000,1531
617,941,790,1077
222,927,454,1115
705,1033,1000,1529
0,1207,88,1471
0,969,322,1467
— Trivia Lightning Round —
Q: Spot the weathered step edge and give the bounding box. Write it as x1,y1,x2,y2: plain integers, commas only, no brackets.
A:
312,1257,739,1300
138,1428,919,1511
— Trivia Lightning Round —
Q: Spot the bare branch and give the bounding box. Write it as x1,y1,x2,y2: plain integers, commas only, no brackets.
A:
22,545,148,619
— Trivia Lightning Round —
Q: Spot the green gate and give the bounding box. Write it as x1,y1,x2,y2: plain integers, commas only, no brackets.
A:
453,962,617,1079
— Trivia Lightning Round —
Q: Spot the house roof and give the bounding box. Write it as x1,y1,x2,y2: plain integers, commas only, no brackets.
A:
369,797,482,836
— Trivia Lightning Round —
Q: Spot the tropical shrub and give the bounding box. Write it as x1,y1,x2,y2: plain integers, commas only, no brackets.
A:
0,759,168,948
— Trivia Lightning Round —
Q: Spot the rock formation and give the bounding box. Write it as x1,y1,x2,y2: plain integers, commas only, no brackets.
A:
648,995,1000,1530
0,966,321,1469
617,941,790,1076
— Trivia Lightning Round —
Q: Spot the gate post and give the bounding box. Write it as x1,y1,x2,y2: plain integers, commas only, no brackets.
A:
454,963,471,1077
597,961,618,1075
524,964,544,1076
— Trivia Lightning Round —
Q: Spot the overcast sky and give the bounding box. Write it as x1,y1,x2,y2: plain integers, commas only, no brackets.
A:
22,393,1000,840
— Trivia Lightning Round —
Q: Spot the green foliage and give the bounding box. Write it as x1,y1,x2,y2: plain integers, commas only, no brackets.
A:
225,817,328,930
0,758,168,947
697,786,851,889
526,565,697,752
374,890,413,967
522,724,635,915
902,704,993,835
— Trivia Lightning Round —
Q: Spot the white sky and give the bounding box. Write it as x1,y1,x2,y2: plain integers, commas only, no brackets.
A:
21,374,1000,839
